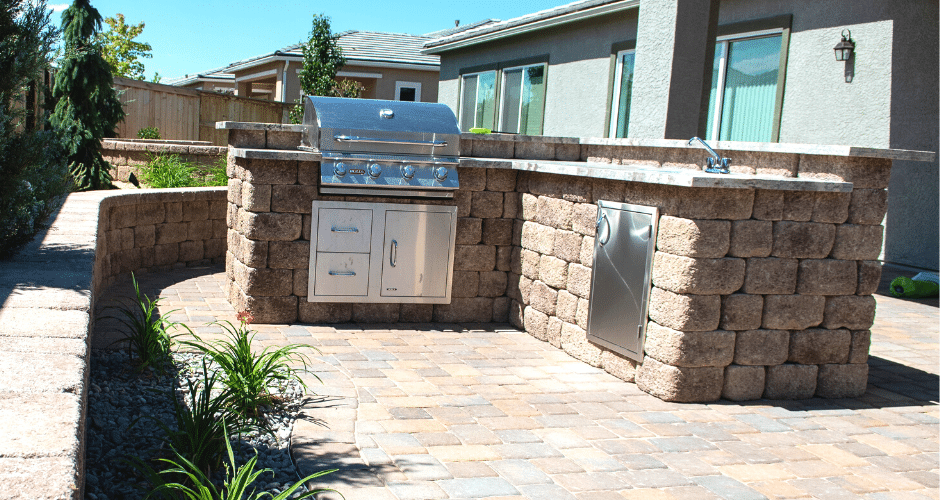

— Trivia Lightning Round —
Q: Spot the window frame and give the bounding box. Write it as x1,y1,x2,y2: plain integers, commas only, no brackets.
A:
457,69,497,131
497,62,547,134
395,81,422,102
457,54,549,134
604,40,636,138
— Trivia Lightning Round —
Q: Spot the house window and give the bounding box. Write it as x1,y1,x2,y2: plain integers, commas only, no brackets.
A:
395,81,421,102
706,30,783,142
459,71,496,131
608,50,635,138
498,63,546,135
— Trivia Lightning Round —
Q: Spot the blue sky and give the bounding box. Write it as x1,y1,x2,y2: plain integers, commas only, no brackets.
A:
48,0,568,81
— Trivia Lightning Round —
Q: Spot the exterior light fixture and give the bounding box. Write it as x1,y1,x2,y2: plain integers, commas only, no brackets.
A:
834,29,855,61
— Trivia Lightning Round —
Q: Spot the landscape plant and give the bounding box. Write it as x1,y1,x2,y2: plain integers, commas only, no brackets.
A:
97,12,153,80
140,154,227,188
107,273,189,372
290,13,347,124
137,126,160,139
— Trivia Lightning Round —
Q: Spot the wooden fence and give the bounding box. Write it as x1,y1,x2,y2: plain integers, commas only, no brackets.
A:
113,77,293,145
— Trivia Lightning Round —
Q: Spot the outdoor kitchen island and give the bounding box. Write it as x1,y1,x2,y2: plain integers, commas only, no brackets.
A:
218,121,934,403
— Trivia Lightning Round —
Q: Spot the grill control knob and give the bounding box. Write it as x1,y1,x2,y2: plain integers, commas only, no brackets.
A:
402,165,416,180
433,166,449,181
368,163,382,178
334,162,347,178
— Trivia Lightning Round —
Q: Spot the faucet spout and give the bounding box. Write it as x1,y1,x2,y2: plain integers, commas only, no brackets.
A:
688,137,720,160
688,137,731,174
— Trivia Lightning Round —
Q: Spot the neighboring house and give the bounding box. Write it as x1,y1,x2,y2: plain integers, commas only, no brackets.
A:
169,31,443,103
165,66,235,94
424,0,939,271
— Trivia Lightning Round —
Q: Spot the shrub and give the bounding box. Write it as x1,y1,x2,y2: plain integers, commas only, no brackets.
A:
137,126,159,139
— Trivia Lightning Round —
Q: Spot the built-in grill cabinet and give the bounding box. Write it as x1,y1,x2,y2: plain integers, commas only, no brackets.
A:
586,201,659,361
308,200,457,303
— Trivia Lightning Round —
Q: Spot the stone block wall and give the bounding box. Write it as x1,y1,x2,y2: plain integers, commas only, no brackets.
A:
102,140,227,182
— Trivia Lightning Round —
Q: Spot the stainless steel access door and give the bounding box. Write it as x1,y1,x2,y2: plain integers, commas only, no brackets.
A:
381,210,453,297
586,201,659,362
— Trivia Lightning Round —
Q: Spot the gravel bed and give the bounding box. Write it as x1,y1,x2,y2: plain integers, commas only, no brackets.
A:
85,350,310,500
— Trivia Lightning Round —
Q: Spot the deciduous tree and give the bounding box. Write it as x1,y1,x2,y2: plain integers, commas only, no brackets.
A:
290,14,364,123
98,13,153,80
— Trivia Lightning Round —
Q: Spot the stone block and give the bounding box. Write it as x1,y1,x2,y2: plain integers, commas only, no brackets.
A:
242,159,298,185
509,300,524,329
656,217,730,258
751,189,783,221
240,211,302,241
179,240,205,262
241,182,271,212
268,240,311,269
644,322,735,368
455,190,471,217
482,218,513,246
521,193,539,221
741,257,798,295
762,294,825,330
493,297,510,322
848,330,871,364
515,275,533,304
503,191,521,219
556,143,581,161
600,350,637,382
523,306,548,341
137,203,166,225
232,233,268,268
166,201,183,223
830,224,883,260
352,303,400,323
592,178,626,204
734,329,789,366
798,155,891,189
529,280,558,315
772,221,835,258
478,271,507,297
788,328,850,364
182,200,210,222
229,129,265,148
538,255,569,289
243,294,298,323
233,260,293,296
529,172,592,203
400,303,434,323
781,191,814,222
576,298,590,329
301,214,312,240
267,130,300,149
555,290,578,324
454,244,496,272
119,227,134,250
822,295,876,330
812,191,850,223
847,188,888,225
452,271,480,298
456,217,482,245
652,253,745,295
110,204,136,229
720,294,763,331
648,287,720,331
729,220,772,258
764,364,817,399
521,221,554,254
580,236,595,267
521,249,540,280
187,219,213,242
299,302,352,323
487,168,517,192
470,191,504,219
212,219,227,239
433,298,493,322
561,322,602,367
293,268,308,296
134,224,155,248
796,259,857,295
636,356,723,402
856,260,882,296
566,263,592,299
155,222,188,245
536,196,574,230
816,363,868,398
226,202,238,228
271,185,318,214
510,246,523,275
458,167,487,191
153,243,179,266
298,161,318,185
571,203,598,236
722,365,766,401
671,187,754,220
496,245,512,272
553,230,582,263
515,140,555,160
546,316,563,347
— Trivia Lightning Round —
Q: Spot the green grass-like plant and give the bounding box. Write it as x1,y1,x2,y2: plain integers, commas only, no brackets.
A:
107,273,189,372
140,155,228,188
138,127,161,139
182,312,319,423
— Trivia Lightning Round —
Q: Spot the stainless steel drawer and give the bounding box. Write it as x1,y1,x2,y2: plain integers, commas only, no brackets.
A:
313,252,370,296
316,208,373,253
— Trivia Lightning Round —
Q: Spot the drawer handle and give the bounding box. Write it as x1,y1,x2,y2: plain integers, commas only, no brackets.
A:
597,214,611,245
331,226,359,233
328,270,357,276
390,239,398,267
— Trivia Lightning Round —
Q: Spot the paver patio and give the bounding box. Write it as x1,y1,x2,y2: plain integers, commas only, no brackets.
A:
93,265,939,500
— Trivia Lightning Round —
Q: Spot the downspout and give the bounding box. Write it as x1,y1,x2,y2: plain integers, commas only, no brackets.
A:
281,59,290,103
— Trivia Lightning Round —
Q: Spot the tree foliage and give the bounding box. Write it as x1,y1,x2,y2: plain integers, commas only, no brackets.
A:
98,13,152,80
291,14,365,123
0,0,70,256
51,0,125,191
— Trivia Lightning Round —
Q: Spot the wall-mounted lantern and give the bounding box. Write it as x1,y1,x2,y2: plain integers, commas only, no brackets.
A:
834,29,855,61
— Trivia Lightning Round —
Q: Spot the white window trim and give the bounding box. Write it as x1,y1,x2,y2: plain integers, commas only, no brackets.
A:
459,70,495,129
497,63,545,133
608,49,635,138
395,81,422,101
709,28,784,141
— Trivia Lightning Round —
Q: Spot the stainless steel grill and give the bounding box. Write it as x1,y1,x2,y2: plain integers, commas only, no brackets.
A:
299,96,460,198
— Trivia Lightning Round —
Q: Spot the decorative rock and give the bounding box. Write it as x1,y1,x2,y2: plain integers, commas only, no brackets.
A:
553,230,582,263
571,203,598,236
720,294,763,331
521,222,554,254
636,356,724,402
580,236,595,267
648,287,721,332
772,221,835,258
762,295,825,330
764,364,817,399
546,316,564,348
830,224,883,260
536,196,574,230
742,257,798,295
796,259,858,295
524,306,549,341
242,159,298,185
728,220,772,258
576,298,590,329
241,182,271,212
848,330,871,364
566,264,592,299
521,249,541,280
816,363,868,398
600,350,637,382
555,290,578,324
856,260,882,296
521,193,539,221
655,216,730,258
734,329,789,366
788,328,850,364
529,281,558,315
561,322,602,367
847,188,888,225
722,365,766,401
233,260,293,296
644,322,735,368
822,295,876,330
240,211,302,241
652,253,745,295
538,255,568,289
811,191,850,223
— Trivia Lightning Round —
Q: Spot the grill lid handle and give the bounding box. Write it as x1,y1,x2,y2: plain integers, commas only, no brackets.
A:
333,135,448,147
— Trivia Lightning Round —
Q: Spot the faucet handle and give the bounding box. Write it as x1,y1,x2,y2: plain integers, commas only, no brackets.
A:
705,156,731,174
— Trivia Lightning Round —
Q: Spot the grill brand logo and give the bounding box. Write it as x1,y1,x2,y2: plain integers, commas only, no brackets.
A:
349,168,366,175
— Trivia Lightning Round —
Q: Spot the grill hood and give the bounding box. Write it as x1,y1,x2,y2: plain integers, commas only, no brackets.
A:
300,96,461,158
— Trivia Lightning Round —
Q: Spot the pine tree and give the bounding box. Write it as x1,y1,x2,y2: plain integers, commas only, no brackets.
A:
51,0,125,191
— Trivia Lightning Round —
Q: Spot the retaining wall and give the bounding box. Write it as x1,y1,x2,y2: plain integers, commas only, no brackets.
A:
102,139,227,182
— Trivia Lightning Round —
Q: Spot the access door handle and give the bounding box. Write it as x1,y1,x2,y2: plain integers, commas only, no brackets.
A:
328,270,356,276
389,239,398,267
596,214,611,245
331,226,359,233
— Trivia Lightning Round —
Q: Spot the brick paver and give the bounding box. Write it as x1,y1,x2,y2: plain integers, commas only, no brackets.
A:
94,265,939,499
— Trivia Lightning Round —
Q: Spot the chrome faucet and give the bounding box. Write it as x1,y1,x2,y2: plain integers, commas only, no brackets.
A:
688,137,731,174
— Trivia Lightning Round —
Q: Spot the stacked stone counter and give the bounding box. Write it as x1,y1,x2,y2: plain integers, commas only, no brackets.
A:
218,122,935,403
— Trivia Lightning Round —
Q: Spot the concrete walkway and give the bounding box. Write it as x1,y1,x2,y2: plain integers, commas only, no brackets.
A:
94,266,939,500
